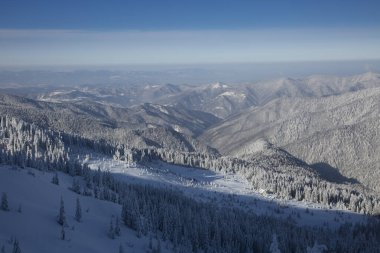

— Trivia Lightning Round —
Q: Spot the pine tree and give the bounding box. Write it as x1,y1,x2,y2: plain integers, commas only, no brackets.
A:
71,178,81,194
269,234,281,253
57,197,66,226
74,197,82,222
157,239,161,253
121,202,127,225
51,172,59,185
118,244,124,253
149,235,153,250
108,218,115,239
1,192,9,211
60,225,65,240
307,242,328,253
114,216,121,236
12,239,21,253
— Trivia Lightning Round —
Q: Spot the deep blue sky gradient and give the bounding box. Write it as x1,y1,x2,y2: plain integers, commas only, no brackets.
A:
0,0,379,66
1,0,379,30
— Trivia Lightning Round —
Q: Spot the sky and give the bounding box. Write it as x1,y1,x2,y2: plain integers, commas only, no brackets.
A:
0,0,380,66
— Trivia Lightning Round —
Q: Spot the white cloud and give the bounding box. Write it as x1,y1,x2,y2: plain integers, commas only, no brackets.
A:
0,28,379,65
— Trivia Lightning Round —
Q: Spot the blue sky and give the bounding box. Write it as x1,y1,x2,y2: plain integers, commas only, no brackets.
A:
0,0,379,65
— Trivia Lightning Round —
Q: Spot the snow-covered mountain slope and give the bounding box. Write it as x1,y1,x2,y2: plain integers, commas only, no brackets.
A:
1,115,378,216
1,116,380,252
1,70,380,252
153,72,380,118
200,87,380,192
85,157,367,227
0,92,220,137
2,163,379,253
156,82,257,118
0,92,217,153
30,72,380,119
245,72,380,105
33,81,255,119
0,166,167,253
37,83,185,107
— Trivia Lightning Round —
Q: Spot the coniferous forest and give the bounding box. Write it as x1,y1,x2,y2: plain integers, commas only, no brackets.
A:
1,116,380,253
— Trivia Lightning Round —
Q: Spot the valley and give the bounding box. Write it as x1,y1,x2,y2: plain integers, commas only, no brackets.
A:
1,71,380,252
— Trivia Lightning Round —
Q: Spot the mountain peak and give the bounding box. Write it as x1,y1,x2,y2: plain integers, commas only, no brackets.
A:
232,138,273,156
353,71,380,82
209,82,228,89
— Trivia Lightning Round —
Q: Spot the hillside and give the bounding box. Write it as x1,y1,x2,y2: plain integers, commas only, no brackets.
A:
201,87,380,192
19,72,380,119
0,166,161,253
0,92,218,153
1,96,380,252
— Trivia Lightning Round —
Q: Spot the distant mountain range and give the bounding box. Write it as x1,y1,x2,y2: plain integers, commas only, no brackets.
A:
0,92,218,153
1,72,379,194
201,85,380,193
17,71,378,118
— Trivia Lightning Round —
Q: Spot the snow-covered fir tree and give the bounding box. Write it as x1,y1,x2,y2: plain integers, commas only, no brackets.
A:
57,197,66,226
51,172,59,185
118,244,124,253
60,225,65,240
108,217,115,239
11,239,21,253
307,242,327,253
1,192,9,211
270,234,281,253
75,198,82,222
71,178,81,194
114,216,121,236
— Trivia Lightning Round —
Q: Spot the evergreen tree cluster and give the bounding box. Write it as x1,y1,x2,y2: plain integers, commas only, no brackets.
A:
0,116,114,175
1,192,9,211
83,167,380,253
117,147,380,215
2,115,378,216
59,164,380,253
0,116,68,170
1,115,380,252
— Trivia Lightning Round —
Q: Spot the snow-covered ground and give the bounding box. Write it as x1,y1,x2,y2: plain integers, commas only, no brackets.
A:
87,157,366,227
0,156,369,253
0,165,170,253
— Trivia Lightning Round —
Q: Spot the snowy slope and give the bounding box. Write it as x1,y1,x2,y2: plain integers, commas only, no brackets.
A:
85,157,366,227
0,166,169,253
201,87,380,192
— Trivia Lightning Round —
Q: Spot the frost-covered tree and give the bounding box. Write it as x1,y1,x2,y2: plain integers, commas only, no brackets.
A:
149,236,153,250
269,234,281,253
71,179,81,194
60,225,65,240
114,216,121,236
307,242,327,253
108,218,115,239
1,192,9,211
51,172,59,185
57,197,66,226
118,244,124,253
121,147,380,215
157,239,161,253
75,198,82,222
12,239,21,253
